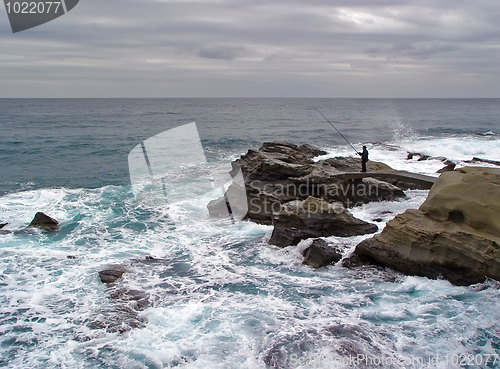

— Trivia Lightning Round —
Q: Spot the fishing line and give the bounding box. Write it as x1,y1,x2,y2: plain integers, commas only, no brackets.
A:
314,107,360,155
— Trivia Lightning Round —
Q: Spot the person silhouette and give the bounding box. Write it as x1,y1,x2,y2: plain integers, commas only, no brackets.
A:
359,146,369,172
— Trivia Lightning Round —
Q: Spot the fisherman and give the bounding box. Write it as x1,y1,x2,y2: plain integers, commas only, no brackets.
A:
359,146,369,172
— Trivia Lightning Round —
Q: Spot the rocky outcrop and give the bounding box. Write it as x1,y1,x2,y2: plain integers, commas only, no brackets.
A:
27,212,59,231
207,142,407,225
268,197,378,247
302,238,342,268
231,142,327,181
354,167,500,285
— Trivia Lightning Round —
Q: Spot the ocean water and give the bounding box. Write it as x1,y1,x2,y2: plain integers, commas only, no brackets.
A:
0,98,500,368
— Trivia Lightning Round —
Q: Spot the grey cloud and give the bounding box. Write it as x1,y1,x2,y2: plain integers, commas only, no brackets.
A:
0,0,499,97
198,45,246,60
385,41,459,60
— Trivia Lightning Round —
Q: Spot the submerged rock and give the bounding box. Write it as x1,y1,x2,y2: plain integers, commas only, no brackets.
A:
302,238,342,268
27,212,59,231
268,196,378,247
354,167,500,285
99,267,126,284
94,265,150,333
109,288,150,311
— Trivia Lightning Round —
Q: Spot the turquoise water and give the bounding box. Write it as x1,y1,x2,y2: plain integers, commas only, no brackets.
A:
0,99,500,368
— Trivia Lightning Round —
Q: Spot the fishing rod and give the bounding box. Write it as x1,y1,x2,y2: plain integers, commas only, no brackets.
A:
314,107,360,155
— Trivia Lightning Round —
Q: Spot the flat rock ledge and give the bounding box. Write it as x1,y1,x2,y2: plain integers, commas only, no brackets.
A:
268,196,378,247
353,167,500,285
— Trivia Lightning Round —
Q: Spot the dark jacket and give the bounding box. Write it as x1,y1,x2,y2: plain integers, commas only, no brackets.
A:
361,149,368,162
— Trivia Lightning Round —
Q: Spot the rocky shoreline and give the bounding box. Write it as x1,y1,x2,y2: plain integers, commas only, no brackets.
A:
209,142,500,286
1,141,499,336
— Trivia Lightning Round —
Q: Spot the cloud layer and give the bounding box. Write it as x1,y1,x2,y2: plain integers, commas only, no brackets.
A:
1,0,499,97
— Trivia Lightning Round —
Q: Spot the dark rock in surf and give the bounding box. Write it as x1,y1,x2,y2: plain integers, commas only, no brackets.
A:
341,253,403,282
429,156,448,162
302,238,342,268
470,157,500,166
437,163,456,173
86,304,146,333
27,212,59,231
93,266,150,333
268,197,378,247
0,223,11,234
407,152,431,161
99,267,126,284
341,253,376,269
109,288,150,311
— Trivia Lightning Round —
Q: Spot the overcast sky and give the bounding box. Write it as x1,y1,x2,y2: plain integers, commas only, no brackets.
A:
1,0,499,98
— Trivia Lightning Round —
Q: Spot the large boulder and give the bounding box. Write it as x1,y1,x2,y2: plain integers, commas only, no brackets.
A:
232,142,326,181
268,196,378,247
27,212,59,231
354,167,500,285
